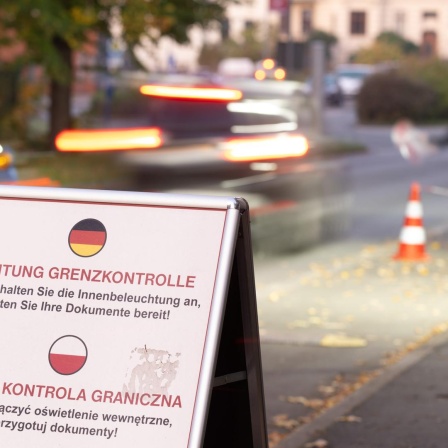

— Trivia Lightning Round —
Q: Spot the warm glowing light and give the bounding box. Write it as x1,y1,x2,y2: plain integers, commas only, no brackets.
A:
254,69,267,81
262,59,275,70
274,68,286,80
0,177,60,187
55,128,163,152
221,134,309,162
139,85,243,101
0,152,12,169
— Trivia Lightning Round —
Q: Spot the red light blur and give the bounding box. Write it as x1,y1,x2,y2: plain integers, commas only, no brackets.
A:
139,85,243,102
55,128,163,152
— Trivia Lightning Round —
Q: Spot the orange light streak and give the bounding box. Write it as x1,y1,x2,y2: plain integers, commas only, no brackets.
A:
0,178,60,187
55,128,163,152
222,134,309,162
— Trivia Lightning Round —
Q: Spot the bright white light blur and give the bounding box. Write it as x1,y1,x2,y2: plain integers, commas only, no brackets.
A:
250,162,278,171
227,101,298,133
231,123,298,133
227,101,297,121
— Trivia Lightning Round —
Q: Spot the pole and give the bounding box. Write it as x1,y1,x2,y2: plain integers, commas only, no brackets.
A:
286,0,294,75
311,40,325,135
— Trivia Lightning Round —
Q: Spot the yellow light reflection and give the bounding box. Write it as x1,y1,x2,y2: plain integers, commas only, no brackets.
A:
254,69,267,81
139,85,243,101
222,134,309,162
274,68,286,80
55,128,163,152
262,59,275,70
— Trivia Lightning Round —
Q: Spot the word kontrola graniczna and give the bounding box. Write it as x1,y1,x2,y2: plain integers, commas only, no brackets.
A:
0,264,195,288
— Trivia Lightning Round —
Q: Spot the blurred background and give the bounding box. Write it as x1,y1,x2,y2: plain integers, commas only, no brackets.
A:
2,0,447,253
2,1,448,447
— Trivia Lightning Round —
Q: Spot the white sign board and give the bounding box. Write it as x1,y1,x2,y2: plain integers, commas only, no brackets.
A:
391,119,438,163
0,186,241,447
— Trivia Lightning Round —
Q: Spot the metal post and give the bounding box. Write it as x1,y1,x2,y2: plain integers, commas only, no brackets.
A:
286,0,294,75
311,40,325,135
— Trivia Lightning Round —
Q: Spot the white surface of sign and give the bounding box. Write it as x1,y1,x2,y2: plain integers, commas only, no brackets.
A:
0,189,237,447
391,119,438,163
